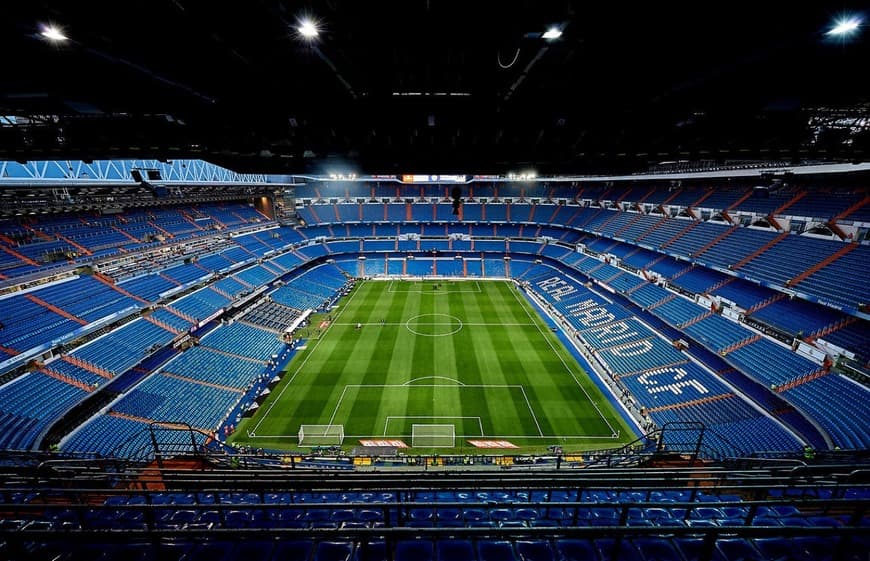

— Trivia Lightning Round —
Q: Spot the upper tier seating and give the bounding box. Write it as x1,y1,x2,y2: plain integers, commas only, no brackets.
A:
32,276,139,322
299,200,870,310
71,318,176,375
683,314,757,353
793,245,869,309
724,338,821,388
119,273,180,302
0,203,275,283
199,323,283,362
168,288,232,323
0,294,79,353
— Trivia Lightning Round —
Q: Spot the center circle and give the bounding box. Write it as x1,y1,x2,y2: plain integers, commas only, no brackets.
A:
405,313,463,337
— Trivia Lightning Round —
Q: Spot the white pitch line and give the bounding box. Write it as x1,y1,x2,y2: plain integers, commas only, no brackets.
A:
509,282,619,436
333,322,536,326
326,385,350,429
245,434,617,439
519,386,545,437
387,280,483,294
335,384,524,388
383,415,483,437
250,280,621,442
402,376,466,386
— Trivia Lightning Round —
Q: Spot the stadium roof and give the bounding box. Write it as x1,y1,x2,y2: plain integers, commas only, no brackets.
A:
2,1,868,175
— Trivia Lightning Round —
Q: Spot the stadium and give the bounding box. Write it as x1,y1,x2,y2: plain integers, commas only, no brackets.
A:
0,2,868,560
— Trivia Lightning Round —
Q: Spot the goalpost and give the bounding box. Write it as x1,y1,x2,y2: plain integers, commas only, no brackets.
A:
412,424,455,448
298,425,345,446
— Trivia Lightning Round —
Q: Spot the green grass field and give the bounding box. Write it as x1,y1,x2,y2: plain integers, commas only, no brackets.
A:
230,280,634,454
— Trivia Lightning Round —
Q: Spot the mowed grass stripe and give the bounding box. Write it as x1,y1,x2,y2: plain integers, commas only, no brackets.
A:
343,282,407,435
463,284,540,437
380,286,425,436
451,289,508,439
446,286,489,439
341,321,401,436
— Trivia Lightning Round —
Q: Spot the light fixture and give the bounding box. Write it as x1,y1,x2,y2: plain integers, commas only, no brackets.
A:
39,23,68,42
827,16,862,36
507,171,537,181
298,19,319,39
542,27,562,40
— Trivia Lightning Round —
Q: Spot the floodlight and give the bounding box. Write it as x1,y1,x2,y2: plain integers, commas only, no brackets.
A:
298,19,319,39
827,16,862,36
542,27,562,40
39,24,68,42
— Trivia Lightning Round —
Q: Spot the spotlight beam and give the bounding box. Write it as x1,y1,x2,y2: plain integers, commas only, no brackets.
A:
827,17,862,36
312,46,358,101
39,24,68,42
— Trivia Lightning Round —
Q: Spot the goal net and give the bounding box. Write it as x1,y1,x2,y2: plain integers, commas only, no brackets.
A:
412,424,455,448
298,425,345,446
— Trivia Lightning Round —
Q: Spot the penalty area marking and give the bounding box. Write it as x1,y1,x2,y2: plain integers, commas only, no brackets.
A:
384,416,484,437
323,384,547,439
248,382,620,440
244,434,620,439
387,280,482,294
252,379,619,441
403,376,466,386
334,322,535,327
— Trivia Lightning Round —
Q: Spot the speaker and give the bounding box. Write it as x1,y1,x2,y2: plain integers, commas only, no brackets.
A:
147,170,162,181
131,170,143,182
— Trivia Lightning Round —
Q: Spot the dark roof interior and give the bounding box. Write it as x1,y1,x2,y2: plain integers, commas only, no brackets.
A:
2,1,869,174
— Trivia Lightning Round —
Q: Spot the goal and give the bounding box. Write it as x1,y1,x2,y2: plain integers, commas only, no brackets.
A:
412,424,455,448
298,425,345,446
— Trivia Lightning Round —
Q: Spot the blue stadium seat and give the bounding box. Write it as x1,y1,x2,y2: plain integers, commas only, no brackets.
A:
515,540,555,561
554,539,596,561
272,540,315,560
395,540,433,561
592,539,643,561
436,540,475,561
715,538,764,561
477,540,516,561
633,538,685,561
316,541,355,561
354,541,387,561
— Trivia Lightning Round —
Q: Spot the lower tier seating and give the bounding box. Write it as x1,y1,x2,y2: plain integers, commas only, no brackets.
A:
3,467,866,561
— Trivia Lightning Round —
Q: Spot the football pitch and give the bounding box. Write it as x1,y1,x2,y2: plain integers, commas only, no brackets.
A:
230,279,635,454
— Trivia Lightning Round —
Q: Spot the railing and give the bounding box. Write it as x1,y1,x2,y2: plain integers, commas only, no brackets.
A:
75,420,813,471
0,525,864,561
